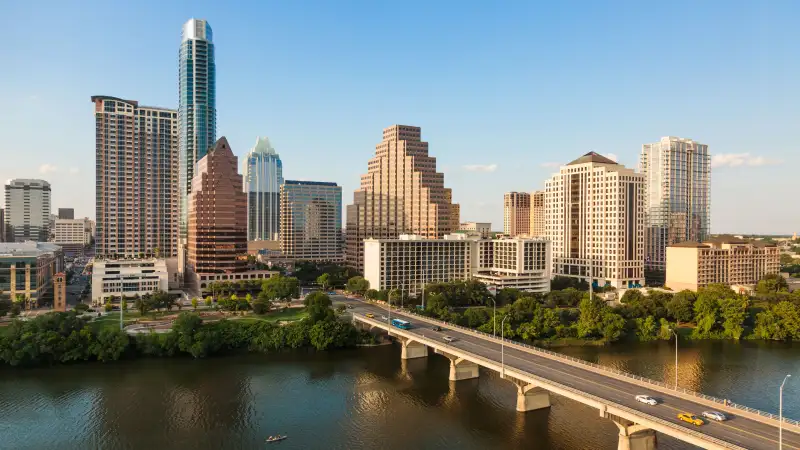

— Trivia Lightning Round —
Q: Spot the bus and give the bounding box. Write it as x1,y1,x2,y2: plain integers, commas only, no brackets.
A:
391,319,411,330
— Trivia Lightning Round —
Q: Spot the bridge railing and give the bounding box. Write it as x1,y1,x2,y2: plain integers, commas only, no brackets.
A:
360,312,745,450
367,303,800,428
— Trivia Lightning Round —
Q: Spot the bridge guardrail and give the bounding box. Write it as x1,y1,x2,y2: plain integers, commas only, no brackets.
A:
364,300,800,429
358,313,745,450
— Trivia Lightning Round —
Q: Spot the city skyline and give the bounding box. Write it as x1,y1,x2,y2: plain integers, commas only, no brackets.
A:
1,2,798,233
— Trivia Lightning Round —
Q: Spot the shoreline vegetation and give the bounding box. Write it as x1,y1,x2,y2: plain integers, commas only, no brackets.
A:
0,291,375,368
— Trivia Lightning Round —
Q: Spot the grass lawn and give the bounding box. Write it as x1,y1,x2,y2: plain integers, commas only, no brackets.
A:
88,310,176,332
236,307,308,324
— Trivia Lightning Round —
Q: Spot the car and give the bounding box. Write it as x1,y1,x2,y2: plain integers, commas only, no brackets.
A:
701,411,727,422
432,325,442,332
677,413,704,426
635,395,658,406
380,315,388,320
365,313,375,318
443,336,456,343
346,304,354,309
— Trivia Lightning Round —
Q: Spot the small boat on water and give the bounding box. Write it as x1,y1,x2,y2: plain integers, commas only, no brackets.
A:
266,435,287,443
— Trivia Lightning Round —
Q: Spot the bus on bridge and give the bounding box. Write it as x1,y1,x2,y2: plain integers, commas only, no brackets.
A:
391,318,411,330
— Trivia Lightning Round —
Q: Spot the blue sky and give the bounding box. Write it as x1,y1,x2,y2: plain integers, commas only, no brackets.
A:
1,0,797,234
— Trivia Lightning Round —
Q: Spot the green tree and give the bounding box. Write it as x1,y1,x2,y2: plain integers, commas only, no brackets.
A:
692,295,719,337
104,301,113,312
74,303,90,313
0,298,11,317
463,307,491,328
191,297,198,310
576,297,605,338
304,291,334,324
599,310,626,342
135,296,151,316
252,298,270,315
317,273,331,291
756,273,789,294
262,275,299,303
635,316,658,341
719,297,748,340
91,329,129,362
667,290,696,324
516,307,560,341
346,276,370,296
365,289,379,300
121,299,128,312
621,289,644,305
205,296,213,308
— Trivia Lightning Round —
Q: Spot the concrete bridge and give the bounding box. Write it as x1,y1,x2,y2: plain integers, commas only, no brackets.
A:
346,299,800,450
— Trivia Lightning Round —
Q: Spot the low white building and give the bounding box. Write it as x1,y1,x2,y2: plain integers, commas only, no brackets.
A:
92,258,169,305
363,234,551,295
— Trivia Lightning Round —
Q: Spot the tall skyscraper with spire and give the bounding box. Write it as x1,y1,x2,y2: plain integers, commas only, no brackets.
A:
345,125,455,270
178,18,216,243
245,137,283,241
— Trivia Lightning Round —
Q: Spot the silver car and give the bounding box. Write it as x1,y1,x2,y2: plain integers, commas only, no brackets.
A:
443,336,456,343
701,411,727,421
634,395,658,406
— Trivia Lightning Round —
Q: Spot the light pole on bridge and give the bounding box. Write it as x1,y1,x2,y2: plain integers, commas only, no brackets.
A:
501,315,510,379
780,374,791,450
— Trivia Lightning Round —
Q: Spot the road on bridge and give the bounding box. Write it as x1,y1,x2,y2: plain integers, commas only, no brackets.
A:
336,296,800,450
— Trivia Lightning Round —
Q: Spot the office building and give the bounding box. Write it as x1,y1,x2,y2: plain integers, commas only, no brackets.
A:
345,125,455,270
363,234,551,295
58,208,74,220
92,95,179,258
640,137,710,285
4,179,51,242
53,219,90,255
186,137,275,292
53,272,67,312
179,18,217,243
0,242,64,306
91,258,170,305
444,188,460,231
666,237,779,292
545,152,645,289
504,192,530,236
0,208,4,243
280,180,343,262
530,190,545,237
459,222,492,238
245,137,283,241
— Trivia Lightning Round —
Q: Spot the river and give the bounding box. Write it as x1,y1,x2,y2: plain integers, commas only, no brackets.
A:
0,340,798,449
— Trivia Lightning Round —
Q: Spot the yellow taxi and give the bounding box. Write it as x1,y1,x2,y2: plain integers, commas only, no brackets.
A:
365,313,375,318
677,413,704,426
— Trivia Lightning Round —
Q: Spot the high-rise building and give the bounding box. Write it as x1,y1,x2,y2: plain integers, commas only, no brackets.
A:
280,180,343,262
345,125,455,270
503,192,530,236
444,189,460,231
187,137,247,280
0,208,5,243
58,208,74,220
545,152,645,289
53,219,90,255
640,137,710,285
179,18,217,244
245,137,283,241
4,179,51,242
91,95,179,258
530,190,545,237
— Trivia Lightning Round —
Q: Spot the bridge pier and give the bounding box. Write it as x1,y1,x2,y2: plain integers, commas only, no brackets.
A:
397,336,428,360
435,349,480,381
602,409,657,450
513,379,551,412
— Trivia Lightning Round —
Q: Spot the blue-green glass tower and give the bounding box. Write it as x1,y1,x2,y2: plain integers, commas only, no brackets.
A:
179,18,216,241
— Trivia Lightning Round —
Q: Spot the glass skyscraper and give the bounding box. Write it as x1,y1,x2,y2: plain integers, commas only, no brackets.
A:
245,137,283,241
640,137,710,285
179,18,216,241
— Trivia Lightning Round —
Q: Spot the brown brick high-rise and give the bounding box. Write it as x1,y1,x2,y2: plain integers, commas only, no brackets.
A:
187,137,247,277
345,125,455,270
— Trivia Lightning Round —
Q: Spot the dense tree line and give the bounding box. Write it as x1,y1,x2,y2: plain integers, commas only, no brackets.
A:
0,293,370,367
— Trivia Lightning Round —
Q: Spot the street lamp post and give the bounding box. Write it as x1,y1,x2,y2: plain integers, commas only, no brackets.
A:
670,328,678,389
490,298,497,337
501,315,510,379
781,374,791,450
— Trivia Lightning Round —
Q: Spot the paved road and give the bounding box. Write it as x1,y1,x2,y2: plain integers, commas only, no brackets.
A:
335,296,800,450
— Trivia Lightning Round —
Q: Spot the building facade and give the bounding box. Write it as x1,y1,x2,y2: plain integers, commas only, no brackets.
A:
58,208,74,220
0,209,4,243
91,259,169,305
459,222,492,238
545,152,645,289
345,125,455,270
92,95,179,258
280,180,343,262
640,137,710,284
179,18,217,243
504,192,530,236
53,272,67,311
0,242,64,306
666,238,779,292
4,179,51,242
245,137,283,241
530,190,545,237
53,219,90,255
363,234,551,295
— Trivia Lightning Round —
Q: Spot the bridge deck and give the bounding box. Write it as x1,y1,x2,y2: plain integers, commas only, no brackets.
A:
343,297,800,450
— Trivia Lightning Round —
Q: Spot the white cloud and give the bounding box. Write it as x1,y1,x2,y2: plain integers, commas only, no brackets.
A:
462,164,498,173
540,162,561,168
68,167,80,174
39,164,59,174
605,153,618,162
711,153,780,168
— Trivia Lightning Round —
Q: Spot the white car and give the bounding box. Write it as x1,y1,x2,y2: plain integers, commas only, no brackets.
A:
701,411,727,421
443,336,456,343
635,395,658,406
